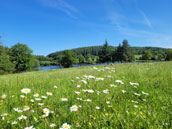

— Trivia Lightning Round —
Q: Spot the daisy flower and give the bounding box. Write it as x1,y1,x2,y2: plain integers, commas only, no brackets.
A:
33,93,39,97
18,115,27,120
46,92,53,96
70,105,78,112
23,106,30,111
60,123,71,129
96,106,100,110
115,80,124,84
43,108,50,114
61,98,68,101
54,85,58,88
21,88,31,94
24,126,35,129
1,94,6,99
50,123,56,128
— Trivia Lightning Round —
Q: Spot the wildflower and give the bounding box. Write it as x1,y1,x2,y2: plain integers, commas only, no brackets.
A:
43,108,50,114
24,126,35,129
23,106,30,111
130,82,139,86
95,77,104,81
110,84,117,87
143,99,146,101
81,80,87,84
142,91,149,95
41,96,47,99
122,90,126,93
74,91,80,95
103,89,109,94
1,113,8,117
61,98,68,101
93,67,98,70
33,93,39,97
1,94,6,99
60,123,71,129
11,121,17,125
76,77,80,79
42,113,49,118
14,108,23,113
134,105,138,108
96,106,100,110
115,80,124,84
70,105,78,112
134,93,141,96
88,75,95,79
76,98,82,101
30,99,34,102
131,100,138,103
84,99,92,102
18,115,27,120
38,103,44,106
54,85,58,88
106,101,110,104
35,98,41,101
76,85,80,88
50,123,56,128
20,95,25,98
21,88,31,94
46,92,52,96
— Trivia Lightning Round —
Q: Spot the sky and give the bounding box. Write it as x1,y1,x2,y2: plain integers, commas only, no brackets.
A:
0,0,172,55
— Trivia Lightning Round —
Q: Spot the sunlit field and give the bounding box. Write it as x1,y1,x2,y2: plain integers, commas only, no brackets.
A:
0,62,172,129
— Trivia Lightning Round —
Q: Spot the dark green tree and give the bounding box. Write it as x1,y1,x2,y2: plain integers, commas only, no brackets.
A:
0,54,15,74
142,50,152,60
99,40,112,63
59,50,78,68
10,43,34,72
78,54,86,64
165,50,172,61
157,53,164,61
113,44,123,62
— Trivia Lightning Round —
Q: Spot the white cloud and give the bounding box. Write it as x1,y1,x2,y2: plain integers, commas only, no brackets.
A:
39,0,78,19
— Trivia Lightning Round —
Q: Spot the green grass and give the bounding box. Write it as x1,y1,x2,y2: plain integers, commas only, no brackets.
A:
0,62,172,129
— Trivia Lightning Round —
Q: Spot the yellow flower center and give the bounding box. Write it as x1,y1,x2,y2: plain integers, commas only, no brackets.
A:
72,107,76,110
24,90,28,92
65,125,68,128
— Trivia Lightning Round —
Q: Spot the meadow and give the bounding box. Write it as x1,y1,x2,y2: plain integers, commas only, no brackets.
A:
0,62,172,129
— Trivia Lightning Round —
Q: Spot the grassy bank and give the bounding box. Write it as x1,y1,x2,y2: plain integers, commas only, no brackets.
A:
0,62,172,128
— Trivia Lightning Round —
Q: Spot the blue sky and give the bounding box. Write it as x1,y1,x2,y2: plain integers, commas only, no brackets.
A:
0,0,172,55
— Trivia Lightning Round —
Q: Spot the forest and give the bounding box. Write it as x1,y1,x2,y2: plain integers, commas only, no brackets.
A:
1,39,172,75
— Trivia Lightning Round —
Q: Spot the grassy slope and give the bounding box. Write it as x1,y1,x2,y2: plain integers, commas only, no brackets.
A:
0,62,172,128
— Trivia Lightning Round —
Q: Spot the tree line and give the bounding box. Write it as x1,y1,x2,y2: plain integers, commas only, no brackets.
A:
1,38,172,74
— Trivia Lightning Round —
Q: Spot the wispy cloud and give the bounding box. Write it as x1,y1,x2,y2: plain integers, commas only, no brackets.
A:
39,0,79,19
140,11,152,28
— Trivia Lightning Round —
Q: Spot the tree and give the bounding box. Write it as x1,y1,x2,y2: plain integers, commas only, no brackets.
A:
32,59,40,71
0,55,15,74
157,53,164,61
78,54,86,64
99,40,112,63
10,43,34,72
113,44,123,62
165,50,172,61
142,50,152,60
113,40,135,62
59,50,78,68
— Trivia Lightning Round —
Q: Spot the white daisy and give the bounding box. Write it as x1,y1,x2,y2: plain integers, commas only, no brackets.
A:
1,94,6,99
33,93,39,97
43,108,50,114
61,98,68,101
70,105,78,112
46,92,52,96
21,88,31,94
61,123,71,129
23,106,30,111
24,126,35,129
50,123,56,128
115,80,124,84
18,115,27,120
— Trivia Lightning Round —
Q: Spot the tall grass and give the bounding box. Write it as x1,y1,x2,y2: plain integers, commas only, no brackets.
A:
0,62,172,128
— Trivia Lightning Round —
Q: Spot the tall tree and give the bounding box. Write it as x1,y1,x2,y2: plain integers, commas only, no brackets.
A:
59,50,78,68
99,40,111,63
142,50,152,60
165,50,172,61
10,43,34,72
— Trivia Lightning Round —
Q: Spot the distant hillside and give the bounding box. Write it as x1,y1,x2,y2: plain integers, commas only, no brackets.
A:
48,46,168,59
